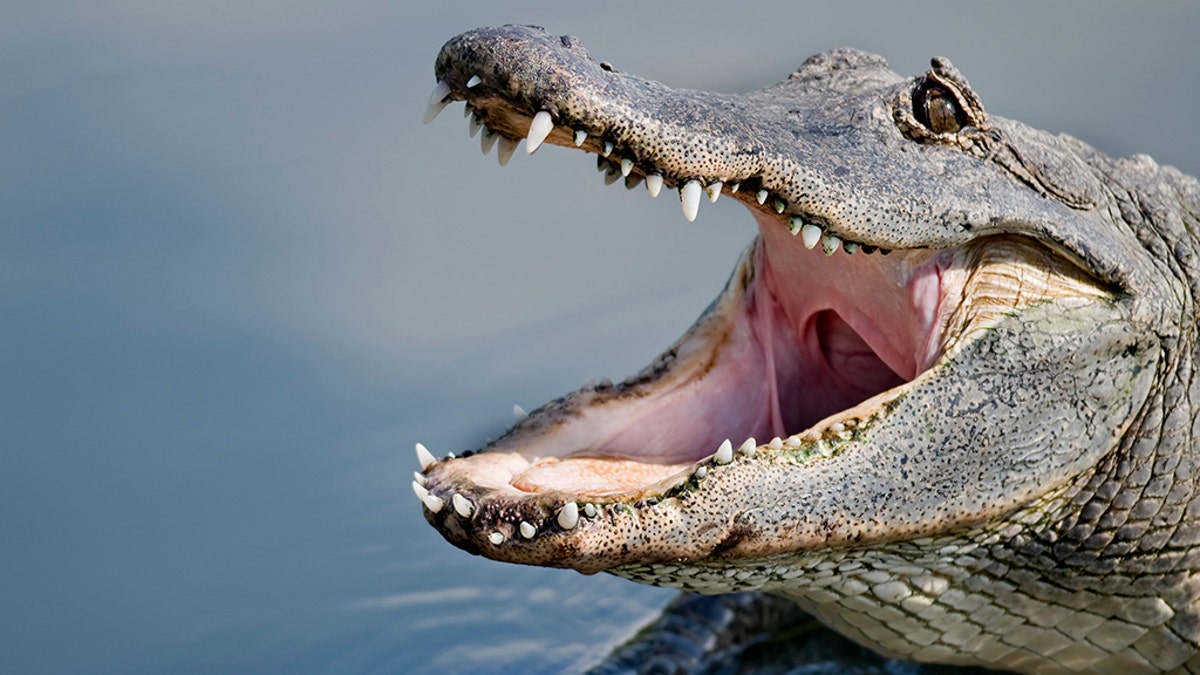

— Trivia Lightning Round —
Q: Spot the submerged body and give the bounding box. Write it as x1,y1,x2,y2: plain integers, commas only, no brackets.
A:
416,25,1200,673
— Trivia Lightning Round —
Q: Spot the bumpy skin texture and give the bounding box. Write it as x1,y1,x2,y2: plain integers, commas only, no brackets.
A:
420,25,1200,673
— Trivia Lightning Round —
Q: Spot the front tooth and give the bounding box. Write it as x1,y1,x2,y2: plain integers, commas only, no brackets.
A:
714,439,734,464
620,157,634,177
423,80,452,124
756,189,769,205
573,129,587,146
497,137,519,165
452,493,475,518
525,110,554,154
801,223,822,250
519,521,536,539
480,128,498,155
557,502,580,530
705,182,722,202
680,180,702,222
822,234,842,256
466,74,482,88
468,113,483,137
415,442,436,470
738,438,757,456
422,493,445,513
645,173,663,198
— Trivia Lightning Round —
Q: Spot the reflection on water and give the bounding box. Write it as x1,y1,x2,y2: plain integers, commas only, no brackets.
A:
3,3,1198,674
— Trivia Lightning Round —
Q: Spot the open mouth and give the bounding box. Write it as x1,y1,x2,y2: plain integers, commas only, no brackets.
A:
413,26,1123,575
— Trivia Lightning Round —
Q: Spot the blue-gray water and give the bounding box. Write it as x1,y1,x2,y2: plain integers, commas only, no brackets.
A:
4,3,1198,673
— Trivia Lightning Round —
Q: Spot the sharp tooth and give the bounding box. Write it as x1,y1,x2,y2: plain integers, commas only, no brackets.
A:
822,234,842,256
645,173,663,198
415,442,436,470
525,110,553,154
466,74,482,88
728,181,740,193
468,113,482,137
623,174,643,190
601,159,621,185
512,404,528,421
488,531,505,545
452,493,475,518
463,104,473,118
843,242,859,254
714,439,734,465
738,438,757,456
769,437,783,450
680,180,702,222
694,466,708,480
497,137,519,165
519,521,536,539
705,182,722,203
620,157,634,177
756,189,769,205
413,471,427,486
557,502,580,530
788,217,803,235
786,435,803,448
573,129,587,146
602,141,613,157
583,503,597,518
423,80,452,124
773,198,786,214
412,480,430,501
422,493,444,513
480,128,498,155
801,223,822,250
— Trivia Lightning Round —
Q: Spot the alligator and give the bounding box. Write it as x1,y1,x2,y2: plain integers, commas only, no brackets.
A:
412,25,1200,673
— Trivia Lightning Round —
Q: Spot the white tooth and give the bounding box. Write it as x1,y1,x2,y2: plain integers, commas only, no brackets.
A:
769,437,783,450
512,404,528,421
694,466,708,480
786,435,803,448
602,141,613,157
452,493,475,518
557,502,580,530
714,439,733,465
488,531,505,545
519,521,536,539
645,173,663,198
738,438,757,456
680,180,702,222
728,181,740,193
843,242,859,254
583,503,597,518
412,480,430,501
413,471,427,486
480,128,498,155
756,189,769,205
415,442,436,470
774,199,786,214
497,136,519,165
525,110,553,154
620,157,634,177
468,113,482,137
822,234,842,256
422,493,445,513
705,182,722,203
801,223,822,250
788,217,803,236
423,80,452,124
466,74,482,88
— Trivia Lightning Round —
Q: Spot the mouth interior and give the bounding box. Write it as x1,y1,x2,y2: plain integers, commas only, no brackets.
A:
502,207,961,496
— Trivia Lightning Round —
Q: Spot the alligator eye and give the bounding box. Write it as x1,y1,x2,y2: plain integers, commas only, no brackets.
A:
913,81,964,134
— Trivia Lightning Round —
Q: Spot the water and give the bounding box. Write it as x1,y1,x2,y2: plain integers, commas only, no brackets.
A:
3,3,1198,673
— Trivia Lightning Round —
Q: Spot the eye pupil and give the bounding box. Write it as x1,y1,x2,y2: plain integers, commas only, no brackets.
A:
914,82,964,134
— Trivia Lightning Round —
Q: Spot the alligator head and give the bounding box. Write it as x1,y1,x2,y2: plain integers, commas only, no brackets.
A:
415,26,1200,671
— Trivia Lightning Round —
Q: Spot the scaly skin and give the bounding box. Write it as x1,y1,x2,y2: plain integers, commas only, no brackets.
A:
415,25,1200,673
